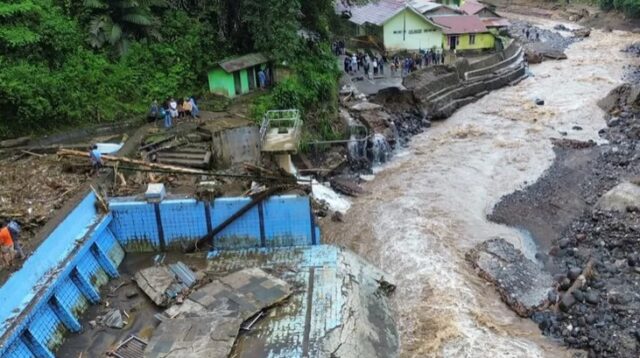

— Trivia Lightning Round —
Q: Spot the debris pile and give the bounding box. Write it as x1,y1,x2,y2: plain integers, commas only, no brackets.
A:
134,261,200,307
139,127,213,170
0,154,86,254
146,268,291,358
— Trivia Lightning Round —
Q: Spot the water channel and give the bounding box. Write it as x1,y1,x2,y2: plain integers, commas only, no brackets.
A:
322,16,640,357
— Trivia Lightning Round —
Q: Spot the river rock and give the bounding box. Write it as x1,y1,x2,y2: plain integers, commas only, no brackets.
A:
466,238,554,317
596,182,640,213
598,83,640,114
585,291,599,305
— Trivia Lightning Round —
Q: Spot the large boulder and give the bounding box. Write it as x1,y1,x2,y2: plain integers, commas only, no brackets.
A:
598,83,640,114
466,238,554,317
596,182,640,212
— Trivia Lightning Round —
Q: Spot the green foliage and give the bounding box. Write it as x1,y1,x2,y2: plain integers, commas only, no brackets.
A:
0,0,347,140
600,0,640,17
83,0,165,56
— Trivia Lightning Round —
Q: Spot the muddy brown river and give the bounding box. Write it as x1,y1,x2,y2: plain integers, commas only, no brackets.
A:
322,17,640,357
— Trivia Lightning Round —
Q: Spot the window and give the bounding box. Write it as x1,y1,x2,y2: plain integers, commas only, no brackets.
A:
469,34,476,45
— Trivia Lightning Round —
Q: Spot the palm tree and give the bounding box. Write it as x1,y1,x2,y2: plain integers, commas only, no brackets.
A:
84,0,165,55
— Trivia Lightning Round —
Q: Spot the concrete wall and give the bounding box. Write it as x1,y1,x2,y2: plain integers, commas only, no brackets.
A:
109,195,320,252
211,126,260,168
404,41,527,119
383,9,442,51
0,193,124,358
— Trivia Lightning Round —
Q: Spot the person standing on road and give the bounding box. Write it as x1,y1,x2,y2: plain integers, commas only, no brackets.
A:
351,54,357,75
372,58,378,76
379,56,384,75
189,97,199,118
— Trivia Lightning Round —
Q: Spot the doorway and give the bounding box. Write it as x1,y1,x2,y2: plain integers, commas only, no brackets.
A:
449,36,458,50
233,71,242,95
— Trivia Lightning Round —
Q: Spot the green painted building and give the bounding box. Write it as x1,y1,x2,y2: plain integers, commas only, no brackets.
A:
208,53,270,98
382,7,443,52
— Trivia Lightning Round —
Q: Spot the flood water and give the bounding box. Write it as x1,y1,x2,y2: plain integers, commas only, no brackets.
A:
322,18,640,357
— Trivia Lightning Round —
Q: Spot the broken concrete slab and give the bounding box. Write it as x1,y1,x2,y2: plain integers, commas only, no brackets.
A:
466,238,554,317
146,268,291,358
206,245,399,358
596,182,640,212
145,314,242,358
102,309,125,329
134,262,197,307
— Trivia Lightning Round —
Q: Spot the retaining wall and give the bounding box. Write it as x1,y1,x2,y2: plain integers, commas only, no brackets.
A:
0,193,320,357
404,41,528,119
0,193,124,358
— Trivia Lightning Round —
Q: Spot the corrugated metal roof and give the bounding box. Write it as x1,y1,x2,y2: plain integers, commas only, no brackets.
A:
347,0,406,26
219,53,269,73
482,17,510,28
346,0,443,31
460,0,485,15
432,15,489,34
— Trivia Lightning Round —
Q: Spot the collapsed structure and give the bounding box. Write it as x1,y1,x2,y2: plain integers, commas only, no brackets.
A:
0,190,398,357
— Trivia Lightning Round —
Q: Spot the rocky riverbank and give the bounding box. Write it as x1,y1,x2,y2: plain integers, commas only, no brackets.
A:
489,62,640,356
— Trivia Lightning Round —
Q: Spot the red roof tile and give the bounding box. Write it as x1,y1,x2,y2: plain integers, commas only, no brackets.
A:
432,15,489,35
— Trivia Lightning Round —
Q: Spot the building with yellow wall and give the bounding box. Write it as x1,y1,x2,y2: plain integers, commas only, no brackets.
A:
432,15,496,51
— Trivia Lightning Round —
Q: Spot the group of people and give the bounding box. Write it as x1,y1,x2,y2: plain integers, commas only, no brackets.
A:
344,53,386,79
0,221,25,268
148,97,200,129
332,40,346,56
343,48,446,79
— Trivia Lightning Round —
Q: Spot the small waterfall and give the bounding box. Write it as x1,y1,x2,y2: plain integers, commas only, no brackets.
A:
347,134,365,160
370,133,392,165
389,121,401,147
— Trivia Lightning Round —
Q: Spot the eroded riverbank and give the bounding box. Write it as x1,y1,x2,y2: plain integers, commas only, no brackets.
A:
321,21,640,357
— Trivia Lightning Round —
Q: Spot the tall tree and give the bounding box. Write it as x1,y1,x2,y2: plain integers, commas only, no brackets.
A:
83,0,165,55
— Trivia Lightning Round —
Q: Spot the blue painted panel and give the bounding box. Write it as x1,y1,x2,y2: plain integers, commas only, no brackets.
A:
0,193,101,339
96,228,125,268
211,198,262,249
54,277,89,318
159,200,208,248
262,196,313,247
4,338,35,358
76,251,109,290
27,305,64,351
109,201,160,252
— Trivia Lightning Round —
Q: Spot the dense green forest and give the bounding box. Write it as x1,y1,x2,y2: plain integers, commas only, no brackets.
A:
0,0,347,139
599,0,640,17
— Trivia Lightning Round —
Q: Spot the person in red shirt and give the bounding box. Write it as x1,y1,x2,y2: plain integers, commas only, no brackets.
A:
0,223,16,267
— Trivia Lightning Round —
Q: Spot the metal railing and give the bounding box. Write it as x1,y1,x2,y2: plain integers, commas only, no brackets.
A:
259,109,303,144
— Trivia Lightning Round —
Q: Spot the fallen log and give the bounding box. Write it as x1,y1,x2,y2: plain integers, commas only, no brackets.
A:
0,136,31,148
57,148,207,175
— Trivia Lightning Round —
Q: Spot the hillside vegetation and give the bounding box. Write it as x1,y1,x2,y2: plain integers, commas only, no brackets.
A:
0,0,346,139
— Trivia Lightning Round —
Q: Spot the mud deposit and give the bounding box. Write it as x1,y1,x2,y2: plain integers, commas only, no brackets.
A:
322,20,640,357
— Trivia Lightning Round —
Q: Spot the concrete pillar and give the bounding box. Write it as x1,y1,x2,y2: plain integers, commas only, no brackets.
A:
71,268,100,304
49,296,81,333
91,242,119,278
22,330,55,358
275,154,296,175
